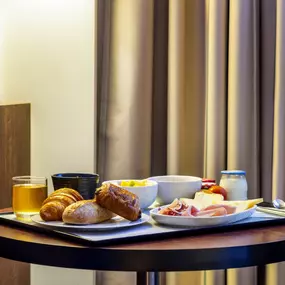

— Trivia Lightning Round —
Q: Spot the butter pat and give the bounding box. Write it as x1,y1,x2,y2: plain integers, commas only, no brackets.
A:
180,198,204,210
193,192,224,208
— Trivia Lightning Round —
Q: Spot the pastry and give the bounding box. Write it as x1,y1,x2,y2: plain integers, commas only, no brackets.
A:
95,183,141,221
50,188,83,201
40,188,83,221
62,200,114,224
42,193,77,207
40,201,66,221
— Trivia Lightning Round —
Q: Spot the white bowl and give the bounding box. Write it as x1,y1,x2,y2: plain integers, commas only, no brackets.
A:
147,175,202,205
102,179,158,209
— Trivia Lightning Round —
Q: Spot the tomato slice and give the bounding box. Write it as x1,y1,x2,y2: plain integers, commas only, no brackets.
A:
208,185,227,200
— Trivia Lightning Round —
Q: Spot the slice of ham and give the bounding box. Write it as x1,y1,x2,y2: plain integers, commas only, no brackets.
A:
158,207,180,216
158,199,237,218
180,205,199,216
204,204,236,215
180,207,193,216
194,207,227,217
158,200,199,216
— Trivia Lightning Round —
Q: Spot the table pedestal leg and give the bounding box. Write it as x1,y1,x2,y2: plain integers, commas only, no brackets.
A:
137,272,162,285
257,265,266,285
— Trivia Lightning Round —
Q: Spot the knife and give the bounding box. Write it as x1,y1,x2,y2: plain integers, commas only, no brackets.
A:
258,201,275,208
257,206,285,217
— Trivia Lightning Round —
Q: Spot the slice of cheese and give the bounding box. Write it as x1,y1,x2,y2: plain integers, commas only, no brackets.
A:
193,192,224,208
182,194,263,212
217,198,264,212
180,198,204,210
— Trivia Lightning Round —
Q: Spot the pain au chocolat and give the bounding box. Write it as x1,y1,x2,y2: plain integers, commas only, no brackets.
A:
95,183,141,221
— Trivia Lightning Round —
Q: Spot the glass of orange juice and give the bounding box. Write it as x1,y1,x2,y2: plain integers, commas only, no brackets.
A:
12,176,48,221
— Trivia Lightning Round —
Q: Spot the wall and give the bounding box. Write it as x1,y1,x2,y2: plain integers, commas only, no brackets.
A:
0,2,5,101
0,1,96,285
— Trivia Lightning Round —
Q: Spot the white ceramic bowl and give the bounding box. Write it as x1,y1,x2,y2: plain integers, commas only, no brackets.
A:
147,175,202,205
102,179,158,209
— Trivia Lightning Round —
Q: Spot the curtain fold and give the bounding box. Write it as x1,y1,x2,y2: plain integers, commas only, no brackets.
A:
272,0,285,201
227,0,257,186
204,0,227,180
96,0,285,284
150,0,168,176
167,0,186,175
274,1,285,284
100,0,154,181
260,0,276,202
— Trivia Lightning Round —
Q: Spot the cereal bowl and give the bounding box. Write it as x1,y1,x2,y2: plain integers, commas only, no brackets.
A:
102,179,158,209
147,175,202,205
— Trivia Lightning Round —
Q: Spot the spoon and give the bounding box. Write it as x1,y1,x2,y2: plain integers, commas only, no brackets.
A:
273,199,285,209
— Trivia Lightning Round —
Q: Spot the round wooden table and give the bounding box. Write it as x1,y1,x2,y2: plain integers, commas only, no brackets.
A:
1,222,285,285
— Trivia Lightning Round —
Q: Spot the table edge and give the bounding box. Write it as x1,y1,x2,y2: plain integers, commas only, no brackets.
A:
1,233,285,271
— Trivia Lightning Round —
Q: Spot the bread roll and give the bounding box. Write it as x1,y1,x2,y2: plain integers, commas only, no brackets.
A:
95,183,141,221
62,200,114,224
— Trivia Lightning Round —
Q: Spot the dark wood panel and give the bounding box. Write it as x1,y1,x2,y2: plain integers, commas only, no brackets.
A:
0,104,31,208
0,104,30,285
0,258,30,285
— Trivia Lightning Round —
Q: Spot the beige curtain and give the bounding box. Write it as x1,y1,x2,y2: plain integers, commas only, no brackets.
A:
96,0,285,285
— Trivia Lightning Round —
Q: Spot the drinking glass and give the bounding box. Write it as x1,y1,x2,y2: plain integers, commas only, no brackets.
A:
12,176,48,221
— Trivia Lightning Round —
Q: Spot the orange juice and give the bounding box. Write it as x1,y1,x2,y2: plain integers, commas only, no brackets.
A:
12,184,47,220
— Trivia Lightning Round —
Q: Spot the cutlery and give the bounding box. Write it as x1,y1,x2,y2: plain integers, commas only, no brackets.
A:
257,206,285,217
273,199,285,209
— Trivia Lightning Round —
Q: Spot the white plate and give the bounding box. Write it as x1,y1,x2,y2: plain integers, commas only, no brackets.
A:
31,213,150,231
150,205,257,227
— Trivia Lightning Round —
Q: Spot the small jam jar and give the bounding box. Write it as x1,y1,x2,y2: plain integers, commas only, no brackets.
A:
219,170,248,200
202,178,216,189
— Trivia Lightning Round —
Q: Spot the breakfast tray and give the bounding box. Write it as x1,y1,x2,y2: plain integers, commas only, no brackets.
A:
0,209,285,246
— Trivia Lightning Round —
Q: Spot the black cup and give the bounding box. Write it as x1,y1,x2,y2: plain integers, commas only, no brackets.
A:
51,173,100,200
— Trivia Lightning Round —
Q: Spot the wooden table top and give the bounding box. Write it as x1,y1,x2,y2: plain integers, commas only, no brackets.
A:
1,209,285,271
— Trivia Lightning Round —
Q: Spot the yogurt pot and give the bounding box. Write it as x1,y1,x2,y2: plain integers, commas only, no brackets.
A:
219,170,248,200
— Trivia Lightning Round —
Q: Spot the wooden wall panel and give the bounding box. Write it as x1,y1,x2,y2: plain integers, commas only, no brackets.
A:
0,103,30,285
0,103,31,208
0,259,30,285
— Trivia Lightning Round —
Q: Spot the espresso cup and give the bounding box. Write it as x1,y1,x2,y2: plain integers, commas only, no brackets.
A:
51,173,99,200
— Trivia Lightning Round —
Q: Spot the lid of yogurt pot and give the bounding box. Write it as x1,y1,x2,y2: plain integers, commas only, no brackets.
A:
221,170,246,175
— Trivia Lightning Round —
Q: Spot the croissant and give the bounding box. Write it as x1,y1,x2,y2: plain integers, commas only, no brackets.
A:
50,188,84,201
40,188,83,221
95,183,141,221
